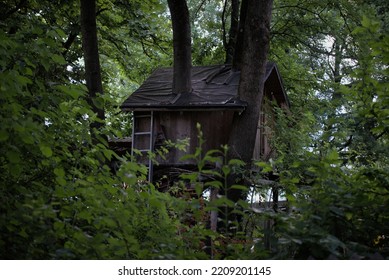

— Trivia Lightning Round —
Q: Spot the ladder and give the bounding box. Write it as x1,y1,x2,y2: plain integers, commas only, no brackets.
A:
131,111,154,182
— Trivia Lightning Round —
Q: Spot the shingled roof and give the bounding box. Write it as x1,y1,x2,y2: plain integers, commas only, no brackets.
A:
121,62,288,111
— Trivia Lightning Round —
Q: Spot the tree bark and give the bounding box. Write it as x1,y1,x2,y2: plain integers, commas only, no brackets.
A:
219,0,274,233
229,0,273,187
232,0,248,70
80,0,105,141
167,0,192,94
224,0,240,64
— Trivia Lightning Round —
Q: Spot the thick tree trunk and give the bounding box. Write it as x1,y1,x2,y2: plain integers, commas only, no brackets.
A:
232,0,248,70
80,0,105,141
224,0,240,64
167,0,192,94
219,0,274,234
228,0,273,194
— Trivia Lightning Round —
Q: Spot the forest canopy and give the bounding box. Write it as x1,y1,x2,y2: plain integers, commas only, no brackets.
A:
0,0,388,259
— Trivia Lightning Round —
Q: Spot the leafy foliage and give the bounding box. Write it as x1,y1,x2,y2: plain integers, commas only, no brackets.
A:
0,0,182,260
1,0,388,260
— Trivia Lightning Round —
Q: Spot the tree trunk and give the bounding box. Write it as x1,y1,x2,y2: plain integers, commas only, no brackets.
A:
219,0,274,234
232,0,248,70
80,0,105,142
167,0,192,94
228,0,273,194
224,0,240,64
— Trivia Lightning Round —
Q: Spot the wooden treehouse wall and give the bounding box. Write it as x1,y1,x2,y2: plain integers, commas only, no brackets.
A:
133,103,278,172
149,110,234,166
253,93,278,161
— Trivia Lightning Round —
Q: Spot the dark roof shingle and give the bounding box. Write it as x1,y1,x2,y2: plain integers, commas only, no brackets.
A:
121,62,288,111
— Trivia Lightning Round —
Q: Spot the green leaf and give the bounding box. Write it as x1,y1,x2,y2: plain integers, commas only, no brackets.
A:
40,145,53,157
56,176,67,186
361,15,371,29
54,28,67,39
180,172,198,182
204,180,223,189
211,196,234,207
16,75,32,86
361,15,380,32
228,159,246,166
256,161,273,173
222,165,230,176
102,148,114,161
230,184,248,191
180,153,196,161
24,67,33,76
327,149,339,162
202,169,221,177
54,167,65,177
59,102,68,112
92,96,105,109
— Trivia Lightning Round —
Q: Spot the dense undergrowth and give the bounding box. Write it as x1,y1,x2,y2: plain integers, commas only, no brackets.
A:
1,3,388,259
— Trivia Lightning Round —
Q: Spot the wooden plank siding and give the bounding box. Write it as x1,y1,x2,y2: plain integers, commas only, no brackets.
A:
133,99,276,169
152,110,234,165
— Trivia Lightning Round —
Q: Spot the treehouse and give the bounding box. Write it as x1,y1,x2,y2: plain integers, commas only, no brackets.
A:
117,62,289,183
